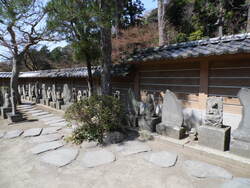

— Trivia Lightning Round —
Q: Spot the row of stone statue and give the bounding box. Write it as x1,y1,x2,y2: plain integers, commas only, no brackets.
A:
127,88,250,158
18,83,89,110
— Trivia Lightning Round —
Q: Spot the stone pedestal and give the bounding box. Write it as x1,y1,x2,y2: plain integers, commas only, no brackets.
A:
230,139,250,158
56,101,64,110
7,112,23,123
198,125,231,151
50,102,56,109
1,107,12,119
138,116,161,132
156,124,186,139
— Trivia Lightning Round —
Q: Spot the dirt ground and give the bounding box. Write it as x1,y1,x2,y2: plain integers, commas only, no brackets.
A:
0,107,250,188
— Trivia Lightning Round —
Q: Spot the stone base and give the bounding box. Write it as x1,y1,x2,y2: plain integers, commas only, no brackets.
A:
138,116,161,132
61,103,73,111
45,99,51,106
198,125,231,151
40,99,46,105
50,102,56,109
7,112,23,123
56,101,64,110
1,107,12,119
156,123,186,139
230,139,250,158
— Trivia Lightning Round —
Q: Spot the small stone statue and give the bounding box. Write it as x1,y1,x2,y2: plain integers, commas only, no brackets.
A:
51,84,57,102
82,90,88,99
205,97,223,128
113,91,120,100
72,88,77,102
3,92,11,108
42,84,47,99
47,87,52,101
77,90,83,101
143,93,156,118
56,91,62,101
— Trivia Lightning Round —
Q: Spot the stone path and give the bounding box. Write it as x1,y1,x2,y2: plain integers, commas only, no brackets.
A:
4,130,23,139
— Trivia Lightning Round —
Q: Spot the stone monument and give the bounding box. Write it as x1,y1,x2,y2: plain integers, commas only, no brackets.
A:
40,84,47,105
1,92,12,119
45,87,52,106
61,84,72,111
56,91,64,110
230,88,250,158
126,88,140,127
72,88,77,103
77,90,83,102
156,90,186,139
138,93,161,132
198,97,231,151
50,84,57,108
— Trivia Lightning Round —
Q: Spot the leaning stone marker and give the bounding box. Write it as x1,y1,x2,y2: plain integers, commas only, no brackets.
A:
231,88,250,158
82,149,116,168
30,140,64,154
221,177,250,188
144,151,178,168
4,130,23,139
183,160,233,179
23,128,43,137
40,148,78,167
156,90,185,139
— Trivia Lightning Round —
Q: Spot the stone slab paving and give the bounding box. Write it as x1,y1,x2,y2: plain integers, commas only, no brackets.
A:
116,140,151,156
39,148,79,167
41,117,62,122
44,119,66,125
82,149,116,168
26,110,43,114
183,160,233,179
30,140,64,154
4,130,23,139
38,114,54,119
50,122,68,127
221,177,250,188
31,112,49,116
29,133,63,143
41,127,62,135
0,131,5,139
23,128,43,137
144,151,178,168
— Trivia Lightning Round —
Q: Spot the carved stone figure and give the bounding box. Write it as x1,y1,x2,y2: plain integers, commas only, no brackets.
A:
72,88,77,103
42,84,47,99
82,89,88,99
127,88,140,127
205,97,223,127
52,84,57,102
113,91,120,100
156,90,186,139
77,90,83,101
47,87,52,101
3,92,11,108
62,84,71,104
231,88,250,158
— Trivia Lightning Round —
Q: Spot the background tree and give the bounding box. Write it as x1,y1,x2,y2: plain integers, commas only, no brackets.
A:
0,0,52,115
158,0,170,45
46,0,100,96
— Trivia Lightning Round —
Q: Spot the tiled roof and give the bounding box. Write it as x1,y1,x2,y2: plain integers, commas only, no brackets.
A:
126,33,250,63
0,64,133,79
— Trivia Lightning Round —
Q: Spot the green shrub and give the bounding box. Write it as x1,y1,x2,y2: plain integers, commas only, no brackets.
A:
188,30,203,41
65,95,125,144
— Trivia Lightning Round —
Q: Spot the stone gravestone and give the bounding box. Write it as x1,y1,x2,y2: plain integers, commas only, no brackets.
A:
40,84,47,105
45,87,52,106
77,90,83,102
1,92,12,119
230,88,250,158
34,82,41,103
61,84,73,111
156,90,186,139
56,91,64,110
138,93,161,132
126,88,140,127
198,97,231,151
50,84,57,108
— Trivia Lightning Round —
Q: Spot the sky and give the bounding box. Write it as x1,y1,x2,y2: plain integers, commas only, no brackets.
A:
0,0,157,60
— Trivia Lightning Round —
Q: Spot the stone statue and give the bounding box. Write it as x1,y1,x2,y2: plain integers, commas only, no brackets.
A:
72,88,77,103
113,91,120,100
42,84,47,99
51,84,57,102
3,92,11,108
82,89,88,99
156,90,185,139
127,88,140,127
56,91,62,101
47,87,52,101
205,97,223,128
144,93,156,118
62,84,71,104
77,90,83,101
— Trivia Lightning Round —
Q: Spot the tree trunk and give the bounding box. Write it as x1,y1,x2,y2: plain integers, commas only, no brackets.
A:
158,0,168,46
247,5,250,32
115,0,124,38
10,56,21,115
86,55,94,96
100,0,112,96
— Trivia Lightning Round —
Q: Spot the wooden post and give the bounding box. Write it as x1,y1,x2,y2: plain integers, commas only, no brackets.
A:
199,61,209,109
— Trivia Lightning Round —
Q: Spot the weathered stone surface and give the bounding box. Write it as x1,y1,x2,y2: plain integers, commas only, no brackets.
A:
103,131,125,145
41,127,61,135
231,88,250,158
44,119,65,125
183,160,233,179
29,134,63,143
164,175,194,188
30,140,64,154
198,125,231,151
116,141,151,156
82,149,115,168
138,116,161,132
205,97,223,127
144,151,178,167
156,90,185,139
23,128,43,137
32,112,49,116
27,110,43,114
221,177,250,188
39,148,78,167
4,130,23,139
0,131,5,138
50,122,68,127
38,114,54,119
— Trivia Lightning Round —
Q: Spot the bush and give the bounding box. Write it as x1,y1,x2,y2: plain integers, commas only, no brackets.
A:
65,95,125,144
